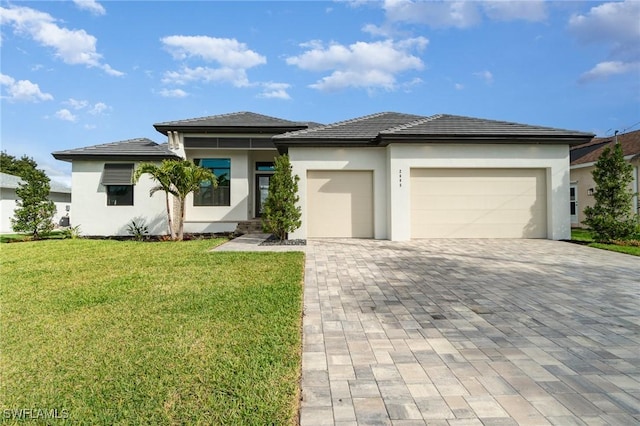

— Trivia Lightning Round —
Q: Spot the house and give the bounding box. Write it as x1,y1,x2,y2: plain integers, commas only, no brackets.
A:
0,172,72,233
569,129,640,227
52,111,594,240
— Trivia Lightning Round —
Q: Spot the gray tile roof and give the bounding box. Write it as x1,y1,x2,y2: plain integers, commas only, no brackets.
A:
1,172,70,193
274,112,594,146
382,114,594,138
274,112,424,141
52,138,178,161
154,111,311,134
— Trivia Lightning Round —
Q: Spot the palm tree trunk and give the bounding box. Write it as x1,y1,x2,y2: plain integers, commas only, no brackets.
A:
177,196,186,241
165,193,176,240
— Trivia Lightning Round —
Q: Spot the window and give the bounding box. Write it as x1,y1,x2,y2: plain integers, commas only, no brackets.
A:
194,158,230,206
107,185,134,206
256,162,275,172
102,163,134,206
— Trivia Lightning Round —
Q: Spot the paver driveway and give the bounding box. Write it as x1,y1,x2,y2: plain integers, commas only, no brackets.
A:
300,239,640,425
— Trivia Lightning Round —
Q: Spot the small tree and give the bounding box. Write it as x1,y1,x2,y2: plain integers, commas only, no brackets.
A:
1,151,39,178
262,155,301,241
583,143,638,241
134,160,216,241
11,168,56,239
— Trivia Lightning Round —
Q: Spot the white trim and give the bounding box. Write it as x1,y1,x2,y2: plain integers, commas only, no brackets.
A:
570,183,578,224
634,166,639,214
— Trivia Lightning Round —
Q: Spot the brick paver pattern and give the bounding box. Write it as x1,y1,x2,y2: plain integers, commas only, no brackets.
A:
300,239,640,425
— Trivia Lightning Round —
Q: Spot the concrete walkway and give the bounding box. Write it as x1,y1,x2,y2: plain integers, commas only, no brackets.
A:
301,239,640,425
211,233,306,252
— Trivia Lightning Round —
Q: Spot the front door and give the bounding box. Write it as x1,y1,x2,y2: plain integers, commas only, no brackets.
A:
255,174,271,217
570,184,578,224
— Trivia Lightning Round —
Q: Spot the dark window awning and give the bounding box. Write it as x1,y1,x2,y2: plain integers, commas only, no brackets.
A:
101,163,134,185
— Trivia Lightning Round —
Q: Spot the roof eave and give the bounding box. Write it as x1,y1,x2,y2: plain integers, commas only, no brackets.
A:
273,138,378,148
378,134,595,146
154,124,308,136
52,153,180,162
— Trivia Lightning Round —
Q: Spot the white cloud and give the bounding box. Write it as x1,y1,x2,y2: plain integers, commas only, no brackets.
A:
161,36,267,91
162,66,249,87
0,73,53,102
482,1,546,22
161,35,266,68
0,5,123,76
258,82,291,100
362,23,392,37
89,102,108,115
64,98,89,110
72,0,106,16
286,38,427,91
569,0,640,81
382,0,482,29
377,0,546,29
158,88,188,98
55,109,77,122
569,0,640,49
474,70,494,84
579,61,640,83
455,83,464,90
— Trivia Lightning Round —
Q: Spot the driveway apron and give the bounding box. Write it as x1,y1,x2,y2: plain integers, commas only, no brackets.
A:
300,239,640,425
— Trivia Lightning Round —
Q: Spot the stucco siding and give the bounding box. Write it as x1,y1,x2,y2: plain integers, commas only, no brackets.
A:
1,190,17,233
184,150,251,222
388,143,571,241
71,161,167,236
288,147,388,240
290,144,570,241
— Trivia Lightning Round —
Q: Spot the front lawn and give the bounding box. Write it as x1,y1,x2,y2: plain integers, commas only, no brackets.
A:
0,239,305,424
571,228,640,256
0,231,67,243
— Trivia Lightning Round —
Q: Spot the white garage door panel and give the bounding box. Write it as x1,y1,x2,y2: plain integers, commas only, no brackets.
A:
307,170,373,238
411,168,547,238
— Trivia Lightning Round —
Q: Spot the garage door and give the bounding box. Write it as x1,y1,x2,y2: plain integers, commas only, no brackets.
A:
411,168,547,238
307,170,373,238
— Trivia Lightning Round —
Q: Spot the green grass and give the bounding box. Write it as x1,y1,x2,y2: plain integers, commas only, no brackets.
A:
0,231,67,243
0,239,305,425
571,228,640,256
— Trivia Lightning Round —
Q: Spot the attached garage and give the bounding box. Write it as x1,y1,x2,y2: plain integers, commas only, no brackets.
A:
411,168,547,238
276,112,595,241
307,170,373,238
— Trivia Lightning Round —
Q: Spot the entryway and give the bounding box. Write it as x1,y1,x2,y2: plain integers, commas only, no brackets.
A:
255,174,271,217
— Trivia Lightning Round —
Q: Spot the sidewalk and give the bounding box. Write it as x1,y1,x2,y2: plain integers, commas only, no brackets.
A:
211,233,306,252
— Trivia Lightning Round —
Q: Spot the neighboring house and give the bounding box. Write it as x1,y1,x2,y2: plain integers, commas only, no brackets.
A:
569,129,640,227
0,172,72,233
52,111,594,240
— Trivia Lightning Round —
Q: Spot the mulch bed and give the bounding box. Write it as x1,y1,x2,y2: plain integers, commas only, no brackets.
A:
259,235,307,246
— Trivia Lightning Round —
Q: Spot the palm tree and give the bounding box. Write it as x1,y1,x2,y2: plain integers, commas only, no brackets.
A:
167,160,216,240
134,161,177,240
134,160,216,241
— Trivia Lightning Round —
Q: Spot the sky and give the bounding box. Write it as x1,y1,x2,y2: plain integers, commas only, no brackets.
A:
1,0,639,187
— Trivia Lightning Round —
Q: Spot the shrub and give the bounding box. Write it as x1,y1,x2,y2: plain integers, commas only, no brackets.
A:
262,155,301,242
127,220,149,241
583,143,638,242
